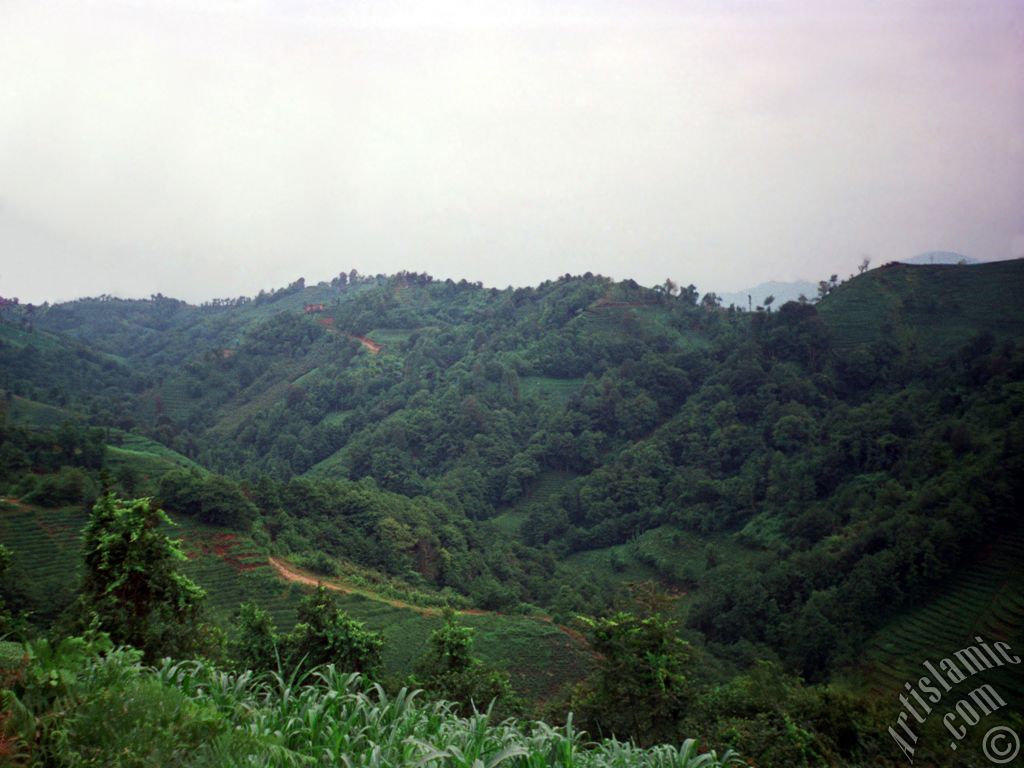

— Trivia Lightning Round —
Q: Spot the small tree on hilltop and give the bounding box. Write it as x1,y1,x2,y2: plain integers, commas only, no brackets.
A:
80,494,207,661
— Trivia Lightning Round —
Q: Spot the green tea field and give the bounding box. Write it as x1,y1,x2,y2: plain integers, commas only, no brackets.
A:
841,528,1024,707
0,499,592,702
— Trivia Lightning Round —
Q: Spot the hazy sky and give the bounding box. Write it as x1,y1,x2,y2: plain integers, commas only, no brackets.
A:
1,1,1022,304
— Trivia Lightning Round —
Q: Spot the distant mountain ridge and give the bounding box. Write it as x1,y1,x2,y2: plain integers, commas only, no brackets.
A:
716,251,979,309
717,280,817,310
899,251,977,265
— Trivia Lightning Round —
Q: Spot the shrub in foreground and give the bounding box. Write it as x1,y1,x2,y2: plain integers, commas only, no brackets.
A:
1,633,745,767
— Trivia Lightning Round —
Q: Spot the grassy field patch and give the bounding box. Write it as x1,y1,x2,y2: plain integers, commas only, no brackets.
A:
5,395,79,428
519,378,582,409
320,410,353,428
365,328,416,347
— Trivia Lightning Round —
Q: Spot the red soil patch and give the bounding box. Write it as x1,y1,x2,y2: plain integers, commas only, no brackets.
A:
185,532,263,572
316,324,382,354
350,335,383,354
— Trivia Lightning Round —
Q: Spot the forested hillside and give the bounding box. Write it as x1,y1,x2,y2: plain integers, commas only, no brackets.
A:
2,261,1023,765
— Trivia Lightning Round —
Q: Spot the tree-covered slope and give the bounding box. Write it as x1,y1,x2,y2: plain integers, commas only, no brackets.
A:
3,263,1023,696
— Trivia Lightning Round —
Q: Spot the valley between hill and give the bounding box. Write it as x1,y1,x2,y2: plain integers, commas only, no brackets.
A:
2,263,1023,765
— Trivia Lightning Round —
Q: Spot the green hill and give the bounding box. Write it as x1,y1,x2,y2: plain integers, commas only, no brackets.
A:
3,267,1024,757
818,259,1024,356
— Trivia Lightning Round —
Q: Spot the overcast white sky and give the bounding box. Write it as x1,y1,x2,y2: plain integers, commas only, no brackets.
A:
1,0,1022,304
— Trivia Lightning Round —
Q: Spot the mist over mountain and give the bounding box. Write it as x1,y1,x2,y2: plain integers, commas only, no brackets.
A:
716,280,819,310
898,250,978,265
2,0,1023,762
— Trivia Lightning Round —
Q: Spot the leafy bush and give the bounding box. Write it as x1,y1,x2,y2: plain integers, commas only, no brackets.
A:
22,466,97,508
572,611,693,747
284,586,383,677
293,550,338,577
80,494,208,661
412,609,520,719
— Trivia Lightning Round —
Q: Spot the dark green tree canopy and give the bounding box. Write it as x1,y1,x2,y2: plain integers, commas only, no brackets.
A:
575,611,693,746
286,585,383,676
81,494,207,661
412,608,518,717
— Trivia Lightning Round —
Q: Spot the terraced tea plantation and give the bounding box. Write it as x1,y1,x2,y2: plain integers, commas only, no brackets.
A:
561,525,773,624
104,430,205,491
0,499,592,702
0,499,83,623
302,585,594,700
819,260,1024,356
489,469,578,540
5,395,78,428
0,501,297,629
180,517,571,682
847,529,1024,707
174,519,304,631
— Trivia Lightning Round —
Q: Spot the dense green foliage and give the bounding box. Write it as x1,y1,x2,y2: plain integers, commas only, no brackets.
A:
0,635,744,767
2,262,1023,764
411,608,519,718
79,494,208,662
572,611,692,746
0,544,12,637
284,585,384,676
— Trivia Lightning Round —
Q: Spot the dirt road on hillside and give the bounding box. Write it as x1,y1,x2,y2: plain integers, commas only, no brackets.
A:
350,335,383,354
268,557,433,615
266,556,593,651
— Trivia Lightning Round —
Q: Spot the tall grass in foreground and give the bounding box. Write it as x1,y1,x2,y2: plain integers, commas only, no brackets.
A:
2,638,745,767
158,660,745,768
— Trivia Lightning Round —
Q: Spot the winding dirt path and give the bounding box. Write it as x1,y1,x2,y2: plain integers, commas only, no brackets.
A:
268,557,434,615
267,556,593,651
314,320,383,355
349,335,383,354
